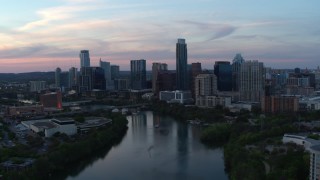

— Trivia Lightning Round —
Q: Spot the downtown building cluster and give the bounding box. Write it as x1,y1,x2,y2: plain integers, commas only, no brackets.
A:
28,38,320,113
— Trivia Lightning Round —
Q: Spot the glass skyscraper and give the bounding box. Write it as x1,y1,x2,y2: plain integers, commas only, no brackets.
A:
130,59,147,90
79,50,90,68
214,61,232,91
176,38,188,90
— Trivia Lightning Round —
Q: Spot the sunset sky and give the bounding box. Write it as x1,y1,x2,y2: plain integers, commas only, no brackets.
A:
0,0,319,72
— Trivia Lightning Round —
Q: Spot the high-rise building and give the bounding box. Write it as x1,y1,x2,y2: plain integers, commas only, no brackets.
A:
190,63,202,98
99,59,111,89
114,79,130,90
195,74,217,97
239,60,265,102
155,71,176,96
55,67,61,89
68,67,78,88
232,53,245,91
79,67,106,93
152,63,168,94
176,38,188,90
130,59,146,90
214,61,232,91
79,50,90,68
194,74,218,106
111,65,120,80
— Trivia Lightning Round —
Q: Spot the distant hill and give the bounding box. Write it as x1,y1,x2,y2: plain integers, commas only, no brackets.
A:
0,72,55,83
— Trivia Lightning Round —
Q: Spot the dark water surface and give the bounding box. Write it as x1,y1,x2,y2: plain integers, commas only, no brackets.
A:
67,111,228,180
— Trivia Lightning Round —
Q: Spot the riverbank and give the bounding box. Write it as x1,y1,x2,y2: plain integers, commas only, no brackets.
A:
151,100,312,179
3,111,128,180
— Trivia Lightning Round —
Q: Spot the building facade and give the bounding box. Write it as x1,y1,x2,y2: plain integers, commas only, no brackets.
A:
194,74,219,107
79,67,106,93
130,59,147,90
40,91,63,109
232,53,245,91
79,50,90,68
159,90,193,104
176,38,188,90
30,81,46,92
99,59,112,89
55,67,61,89
239,60,265,103
68,67,78,89
152,63,168,94
261,95,298,113
214,61,232,91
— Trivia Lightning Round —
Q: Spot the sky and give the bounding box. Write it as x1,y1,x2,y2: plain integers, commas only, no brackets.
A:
0,0,319,72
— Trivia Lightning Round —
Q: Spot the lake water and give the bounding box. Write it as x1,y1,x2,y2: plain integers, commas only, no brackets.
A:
67,111,228,180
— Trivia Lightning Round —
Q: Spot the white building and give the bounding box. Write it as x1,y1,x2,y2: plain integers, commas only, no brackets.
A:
30,81,46,92
23,118,77,137
196,96,231,108
310,145,320,180
239,60,265,103
282,133,320,180
160,90,193,104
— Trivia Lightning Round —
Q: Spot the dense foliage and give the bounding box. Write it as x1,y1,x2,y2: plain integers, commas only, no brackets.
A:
3,112,128,180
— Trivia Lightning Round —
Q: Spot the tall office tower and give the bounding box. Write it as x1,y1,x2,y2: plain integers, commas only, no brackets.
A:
130,59,147,90
152,63,168,94
68,67,78,88
111,65,120,80
99,59,111,89
239,60,265,102
176,38,188,90
55,67,61,88
214,61,232,91
79,67,106,93
79,50,90,67
191,63,202,98
232,53,245,91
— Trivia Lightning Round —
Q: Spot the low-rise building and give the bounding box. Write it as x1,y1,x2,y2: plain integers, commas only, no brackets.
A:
7,105,44,117
196,96,231,108
262,95,299,113
159,90,193,104
76,117,112,133
22,118,77,137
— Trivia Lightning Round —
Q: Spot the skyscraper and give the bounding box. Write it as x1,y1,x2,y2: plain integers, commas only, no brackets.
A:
99,59,111,89
176,38,188,90
152,63,168,94
130,59,146,90
239,60,265,102
195,74,218,106
68,67,78,88
214,61,232,91
111,65,120,80
79,67,106,93
195,74,217,97
232,53,245,91
190,63,202,98
79,50,90,68
55,67,61,89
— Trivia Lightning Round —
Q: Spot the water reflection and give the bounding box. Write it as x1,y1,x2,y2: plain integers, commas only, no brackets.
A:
68,111,227,180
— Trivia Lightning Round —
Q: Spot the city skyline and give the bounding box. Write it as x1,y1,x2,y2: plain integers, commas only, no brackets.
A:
0,0,319,72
